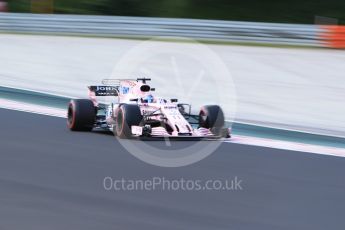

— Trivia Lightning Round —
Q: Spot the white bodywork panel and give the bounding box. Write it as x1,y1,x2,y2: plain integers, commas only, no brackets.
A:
92,79,222,137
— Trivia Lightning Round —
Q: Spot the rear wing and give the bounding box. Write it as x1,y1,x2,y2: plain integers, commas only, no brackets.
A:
88,77,152,97
88,86,119,96
102,78,151,85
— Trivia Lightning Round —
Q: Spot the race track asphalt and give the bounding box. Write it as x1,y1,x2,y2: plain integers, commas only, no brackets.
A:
0,108,344,230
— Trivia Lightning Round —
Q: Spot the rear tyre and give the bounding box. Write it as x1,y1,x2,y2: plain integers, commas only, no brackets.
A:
115,104,143,138
199,105,225,135
67,99,96,131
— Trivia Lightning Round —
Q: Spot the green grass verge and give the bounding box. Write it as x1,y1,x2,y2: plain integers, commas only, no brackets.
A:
7,0,345,25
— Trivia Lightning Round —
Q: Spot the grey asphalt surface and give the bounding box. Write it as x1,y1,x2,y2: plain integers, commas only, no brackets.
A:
0,108,344,230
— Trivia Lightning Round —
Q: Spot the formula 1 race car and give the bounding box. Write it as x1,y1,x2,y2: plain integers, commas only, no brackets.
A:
67,78,230,139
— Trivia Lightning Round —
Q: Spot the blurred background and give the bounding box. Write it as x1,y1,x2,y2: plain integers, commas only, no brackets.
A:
0,0,344,136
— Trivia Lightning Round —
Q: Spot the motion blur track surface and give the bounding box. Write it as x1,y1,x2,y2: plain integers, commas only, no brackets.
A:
0,108,344,230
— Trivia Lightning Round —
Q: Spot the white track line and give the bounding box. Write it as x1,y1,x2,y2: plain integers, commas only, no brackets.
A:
228,119,345,139
1,98,344,157
225,135,345,158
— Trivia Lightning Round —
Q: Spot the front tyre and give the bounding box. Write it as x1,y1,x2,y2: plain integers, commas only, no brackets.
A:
67,99,96,131
199,105,225,135
115,104,143,138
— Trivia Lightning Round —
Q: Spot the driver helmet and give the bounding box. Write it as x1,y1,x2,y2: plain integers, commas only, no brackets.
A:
143,94,154,103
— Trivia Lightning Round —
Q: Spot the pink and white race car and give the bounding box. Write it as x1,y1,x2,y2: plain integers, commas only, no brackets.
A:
67,78,230,139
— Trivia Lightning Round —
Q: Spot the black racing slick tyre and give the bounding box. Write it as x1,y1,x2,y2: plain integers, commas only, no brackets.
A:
67,99,96,131
199,105,225,135
115,104,143,139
